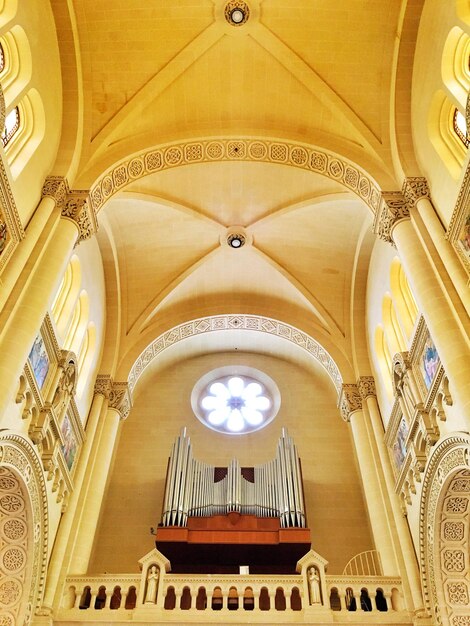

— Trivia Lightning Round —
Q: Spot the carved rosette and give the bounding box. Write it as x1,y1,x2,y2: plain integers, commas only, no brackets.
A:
373,192,409,244
62,191,98,243
338,384,362,422
357,376,376,399
94,375,113,399
402,177,431,207
108,382,132,420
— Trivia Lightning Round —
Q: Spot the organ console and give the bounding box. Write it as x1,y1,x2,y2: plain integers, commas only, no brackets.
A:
155,428,311,574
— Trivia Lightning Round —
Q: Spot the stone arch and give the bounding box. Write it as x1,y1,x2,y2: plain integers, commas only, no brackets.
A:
0,434,48,625
127,314,343,397
419,433,470,626
89,137,382,216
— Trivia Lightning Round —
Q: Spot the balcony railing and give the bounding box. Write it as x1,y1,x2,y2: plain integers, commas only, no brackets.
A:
57,572,411,623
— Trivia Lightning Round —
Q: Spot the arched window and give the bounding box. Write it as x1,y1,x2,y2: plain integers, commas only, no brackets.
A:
52,256,82,339
1,105,19,147
382,295,406,356
374,325,393,399
453,107,469,147
0,41,5,73
390,259,418,341
64,291,89,356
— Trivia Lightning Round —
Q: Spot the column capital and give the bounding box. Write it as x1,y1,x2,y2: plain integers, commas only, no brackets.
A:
42,177,98,243
402,177,430,207
109,381,132,420
338,384,362,422
373,192,409,244
94,374,113,399
357,376,376,399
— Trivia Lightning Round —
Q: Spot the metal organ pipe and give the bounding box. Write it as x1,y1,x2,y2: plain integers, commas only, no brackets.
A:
160,428,306,528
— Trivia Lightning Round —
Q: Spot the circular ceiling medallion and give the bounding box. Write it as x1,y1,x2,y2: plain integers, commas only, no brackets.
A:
191,366,280,435
225,1,250,26
227,233,245,248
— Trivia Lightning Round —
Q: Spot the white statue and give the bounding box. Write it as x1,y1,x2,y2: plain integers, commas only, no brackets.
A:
145,565,159,604
308,566,322,605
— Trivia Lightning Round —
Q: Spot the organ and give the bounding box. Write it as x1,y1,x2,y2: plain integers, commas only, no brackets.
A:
155,428,311,574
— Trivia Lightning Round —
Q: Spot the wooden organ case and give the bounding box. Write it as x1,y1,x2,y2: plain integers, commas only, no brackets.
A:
154,428,311,574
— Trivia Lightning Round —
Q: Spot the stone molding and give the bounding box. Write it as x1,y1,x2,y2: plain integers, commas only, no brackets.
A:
338,383,362,422
108,381,132,420
357,376,376,399
419,434,470,626
127,314,343,397
0,434,49,622
41,177,97,243
88,138,382,214
0,151,25,272
0,83,5,136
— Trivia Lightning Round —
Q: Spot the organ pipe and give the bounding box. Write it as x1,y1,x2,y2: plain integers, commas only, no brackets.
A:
160,428,306,528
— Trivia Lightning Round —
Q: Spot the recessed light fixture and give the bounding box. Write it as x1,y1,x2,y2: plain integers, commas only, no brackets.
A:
225,1,250,26
227,233,245,248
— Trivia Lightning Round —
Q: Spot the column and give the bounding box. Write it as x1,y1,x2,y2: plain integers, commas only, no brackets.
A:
69,382,132,573
339,384,399,575
374,188,470,422
0,178,97,421
357,377,426,616
41,377,111,612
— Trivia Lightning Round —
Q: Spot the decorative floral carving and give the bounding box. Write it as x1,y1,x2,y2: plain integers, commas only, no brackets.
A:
0,495,24,514
443,550,465,572
443,521,465,541
402,177,430,206
0,612,14,626
108,382,132,420
446,497,468,514
452,616,470,626
128,315,343,396
447,582,469,605
339,384,362,422
357,376,376,399
2,548,25,573
2,519,27,541
89,139,381,216
94,375,113,399
0,477,17,491
0,580,21,606
373,192,409,244
451,479,470,492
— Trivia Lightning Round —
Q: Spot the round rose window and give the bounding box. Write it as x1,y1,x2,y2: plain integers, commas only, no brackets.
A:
191,367,280,435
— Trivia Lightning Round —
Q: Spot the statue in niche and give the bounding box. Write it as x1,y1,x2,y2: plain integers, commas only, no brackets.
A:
308,566,322,605
145,565,159,604
52,362,76,415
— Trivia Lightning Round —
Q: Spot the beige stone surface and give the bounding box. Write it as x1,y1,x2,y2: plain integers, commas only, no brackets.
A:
90,351,373,574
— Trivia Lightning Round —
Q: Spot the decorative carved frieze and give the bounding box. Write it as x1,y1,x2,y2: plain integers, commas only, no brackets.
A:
94,375,113,399
109,381,132,420
338,384,362,422
41,177,97,243
373,192,409,244
402,177,431,207
0,83,5,136
357,376,376,399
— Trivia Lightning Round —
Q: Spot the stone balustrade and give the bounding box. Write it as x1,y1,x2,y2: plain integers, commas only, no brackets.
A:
57,572,411,623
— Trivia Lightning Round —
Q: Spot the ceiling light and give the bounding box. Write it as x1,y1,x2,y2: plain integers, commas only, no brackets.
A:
227,233,245,248
230,8,245,23
224,1,250,26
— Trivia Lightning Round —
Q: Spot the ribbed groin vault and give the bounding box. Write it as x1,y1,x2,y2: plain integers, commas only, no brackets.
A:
0,1,469,625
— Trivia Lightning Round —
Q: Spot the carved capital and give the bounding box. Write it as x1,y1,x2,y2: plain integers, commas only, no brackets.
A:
42,176,69,208
94,374,113,399
109,381,132,420
373,192,409,244
62,190,98,243
338,384,362,422
402,177,430,207
357,376,376,399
